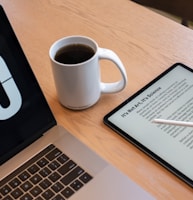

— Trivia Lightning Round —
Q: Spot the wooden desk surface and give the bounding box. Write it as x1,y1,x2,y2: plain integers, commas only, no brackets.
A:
1,0,193,198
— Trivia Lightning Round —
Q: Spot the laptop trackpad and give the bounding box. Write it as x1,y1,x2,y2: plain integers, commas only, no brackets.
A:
71,165,155,200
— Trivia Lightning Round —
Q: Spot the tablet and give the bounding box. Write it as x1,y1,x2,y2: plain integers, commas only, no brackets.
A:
104,63,193,187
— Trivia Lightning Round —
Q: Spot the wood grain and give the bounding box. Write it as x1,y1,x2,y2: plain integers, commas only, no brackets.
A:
0,0,193,198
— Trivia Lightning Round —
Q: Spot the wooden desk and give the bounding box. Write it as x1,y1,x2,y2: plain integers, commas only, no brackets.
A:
1,0,193,198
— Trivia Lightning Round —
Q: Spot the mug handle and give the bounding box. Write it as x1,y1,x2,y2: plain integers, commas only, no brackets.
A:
98,48,127,93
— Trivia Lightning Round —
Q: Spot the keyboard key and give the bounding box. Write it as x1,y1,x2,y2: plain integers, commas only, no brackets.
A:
18,171,31,181
70,180,83,191
46,148,62,161
58,160,76,175
37,158,49,167
42,189,54,199
48,160,60,170
39,167,51,177
36,197,44,200
61,166,84,185
30,186,42,197
27,164,40,174
20,181,33,192
11,188,23,198
30,174,42,184
51,182,64,193
48,172,61,182
52,194,65,200
79,172,93,183
0,184,11,195
2,195,13,200
39,179,52,189
9,177,21,188
61,187,74,198
57,154,69,164
20,193,33,200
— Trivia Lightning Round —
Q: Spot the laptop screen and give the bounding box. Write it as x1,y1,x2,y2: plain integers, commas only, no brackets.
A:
0,6,56,164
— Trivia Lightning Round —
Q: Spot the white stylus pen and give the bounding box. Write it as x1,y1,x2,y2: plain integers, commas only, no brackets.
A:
152,119,193,127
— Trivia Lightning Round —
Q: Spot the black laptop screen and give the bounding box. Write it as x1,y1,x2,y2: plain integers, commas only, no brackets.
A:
0,6,56,164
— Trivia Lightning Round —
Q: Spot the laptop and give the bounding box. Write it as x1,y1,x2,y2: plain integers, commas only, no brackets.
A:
0,5,154,200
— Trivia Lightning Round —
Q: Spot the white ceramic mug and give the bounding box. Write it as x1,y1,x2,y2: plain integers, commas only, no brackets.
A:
49,35,127,110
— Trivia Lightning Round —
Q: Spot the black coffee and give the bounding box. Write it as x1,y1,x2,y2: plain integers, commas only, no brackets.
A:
55,44,95,64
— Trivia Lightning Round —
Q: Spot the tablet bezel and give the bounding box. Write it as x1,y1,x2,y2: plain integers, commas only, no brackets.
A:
104,63,193,188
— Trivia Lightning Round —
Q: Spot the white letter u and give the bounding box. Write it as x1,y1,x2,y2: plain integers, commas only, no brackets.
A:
0,56,22,120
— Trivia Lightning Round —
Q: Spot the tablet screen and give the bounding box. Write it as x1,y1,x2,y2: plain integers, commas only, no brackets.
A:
104,63,193,187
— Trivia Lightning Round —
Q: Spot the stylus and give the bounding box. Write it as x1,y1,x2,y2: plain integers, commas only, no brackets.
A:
152,119,193,127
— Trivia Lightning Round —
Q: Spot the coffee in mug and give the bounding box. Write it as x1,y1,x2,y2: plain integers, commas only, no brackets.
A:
55,44,95,64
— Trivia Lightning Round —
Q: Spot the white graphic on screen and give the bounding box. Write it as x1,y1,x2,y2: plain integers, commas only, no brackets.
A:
0,56,22,120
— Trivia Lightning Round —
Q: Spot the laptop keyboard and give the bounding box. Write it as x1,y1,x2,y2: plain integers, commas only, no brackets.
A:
0,144,93,200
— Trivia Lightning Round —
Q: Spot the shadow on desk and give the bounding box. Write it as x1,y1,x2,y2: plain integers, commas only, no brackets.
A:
131,0,193,27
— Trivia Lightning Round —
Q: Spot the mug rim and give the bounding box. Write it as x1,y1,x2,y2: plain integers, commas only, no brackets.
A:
49,35,98,67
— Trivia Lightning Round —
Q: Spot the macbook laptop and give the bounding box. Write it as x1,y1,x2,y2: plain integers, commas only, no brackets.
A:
0,5,154,200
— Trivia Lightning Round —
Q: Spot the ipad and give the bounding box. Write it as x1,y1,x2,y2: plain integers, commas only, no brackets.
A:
104,63,193,187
